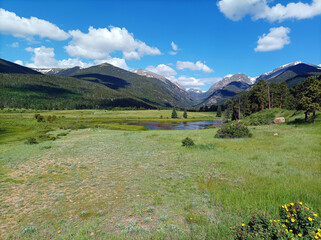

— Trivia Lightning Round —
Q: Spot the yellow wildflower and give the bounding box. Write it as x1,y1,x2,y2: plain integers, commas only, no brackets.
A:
300,202,303,205
298,233,302,237
314,213,318,217
57,231,61,234
291,218,295,222
290,203,294,206
242,224,245,227
308,217,313,221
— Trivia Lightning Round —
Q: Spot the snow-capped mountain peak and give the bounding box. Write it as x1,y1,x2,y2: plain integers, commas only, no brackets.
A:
133,69,168,83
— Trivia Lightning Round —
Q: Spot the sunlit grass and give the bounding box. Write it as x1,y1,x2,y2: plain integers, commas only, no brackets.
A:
0,109,320,239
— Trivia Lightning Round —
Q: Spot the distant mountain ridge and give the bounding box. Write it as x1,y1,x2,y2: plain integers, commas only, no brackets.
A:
1,58,320,109
257,61,321,88
0,58,41,75
207,73,252,94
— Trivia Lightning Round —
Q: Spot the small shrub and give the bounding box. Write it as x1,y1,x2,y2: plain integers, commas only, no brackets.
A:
234,202,321,240
215,122,252,138
182,137,195,146
80,211,89,217
57,132,68,137
35,114,45,122
25,137,38,145
23,226,37,234
279,202,321,239
234,213,288,240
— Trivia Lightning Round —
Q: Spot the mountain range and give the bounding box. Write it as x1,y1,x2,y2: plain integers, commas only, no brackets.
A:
1,58,320,109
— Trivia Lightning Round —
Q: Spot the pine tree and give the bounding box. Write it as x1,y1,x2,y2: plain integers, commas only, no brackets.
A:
296,77,321,124
252,78,269,111
183,109,187,118
216,105,222,117
278,81,288,109
171,108,178,118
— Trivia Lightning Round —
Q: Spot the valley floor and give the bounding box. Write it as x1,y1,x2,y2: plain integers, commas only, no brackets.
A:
0,110,320,239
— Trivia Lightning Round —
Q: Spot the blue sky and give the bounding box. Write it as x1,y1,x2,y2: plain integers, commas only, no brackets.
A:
0,0,320,91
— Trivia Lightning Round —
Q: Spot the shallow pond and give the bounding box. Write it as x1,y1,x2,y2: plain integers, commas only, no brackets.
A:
126,121,222,130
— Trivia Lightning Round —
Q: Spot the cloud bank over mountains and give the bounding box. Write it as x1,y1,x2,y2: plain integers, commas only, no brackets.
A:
217,0,321,22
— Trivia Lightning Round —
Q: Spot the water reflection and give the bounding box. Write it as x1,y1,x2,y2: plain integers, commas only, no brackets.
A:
127,121,222,130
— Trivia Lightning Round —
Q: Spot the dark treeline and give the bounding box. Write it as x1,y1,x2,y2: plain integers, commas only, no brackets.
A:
198,105,227,112
222,76,321,123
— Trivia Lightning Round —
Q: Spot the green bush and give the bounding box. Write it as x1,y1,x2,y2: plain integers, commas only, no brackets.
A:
234,202,321,240
182,137,195,146
25,137,38,145
279,202,321,239
234,213,288,240
215,122,252,138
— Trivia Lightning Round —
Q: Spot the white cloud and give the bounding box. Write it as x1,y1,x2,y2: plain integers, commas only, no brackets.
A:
169,41,179,55
146,64,177,77
14,60,23,65
176,60,213,73
171,41,178,51
217,0,321,22
255,26,290,52
0,8,69,40
176,76,205,87
25,46,57,68
168,76,221,88
25,46,92,68
65,26,161,60
94,58,130,71
57,58,93,68
11,42,19,48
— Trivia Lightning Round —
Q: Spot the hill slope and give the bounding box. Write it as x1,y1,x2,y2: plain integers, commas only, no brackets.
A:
258,62,321,88
200,81,251,106
67,63,194,108
0,73,153,109
0,58,41,75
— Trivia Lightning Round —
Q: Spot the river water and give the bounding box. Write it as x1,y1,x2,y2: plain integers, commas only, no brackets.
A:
126,121,222,130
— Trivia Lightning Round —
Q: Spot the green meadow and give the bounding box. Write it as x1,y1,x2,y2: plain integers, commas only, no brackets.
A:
0,109,320,239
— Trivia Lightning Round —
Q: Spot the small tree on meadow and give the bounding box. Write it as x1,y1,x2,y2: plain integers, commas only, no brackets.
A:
171,108,178,118
183,109,187,119
216,105,222,117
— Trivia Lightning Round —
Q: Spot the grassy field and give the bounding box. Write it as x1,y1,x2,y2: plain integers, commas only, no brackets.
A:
0,109,320,239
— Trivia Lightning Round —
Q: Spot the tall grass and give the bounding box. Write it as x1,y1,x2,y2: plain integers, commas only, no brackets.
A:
0,109,320,239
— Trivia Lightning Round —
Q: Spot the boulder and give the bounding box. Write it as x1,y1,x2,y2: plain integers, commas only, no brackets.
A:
274,117,285,124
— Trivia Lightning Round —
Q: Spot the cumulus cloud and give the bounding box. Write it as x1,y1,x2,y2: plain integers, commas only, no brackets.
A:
145,64,177,77
255,26,290,52
168,76,221,88
169,41,179,55
25,46,92,68
94,58,130,71
14,60,23,65
11,42,19,48
0,8,69,40
171,41,178,51
217,0,321,22
176,60,213,73
65,26,161,61
176,76,205,86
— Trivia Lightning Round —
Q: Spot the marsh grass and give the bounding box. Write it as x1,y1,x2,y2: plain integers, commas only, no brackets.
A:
0,109,320,239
